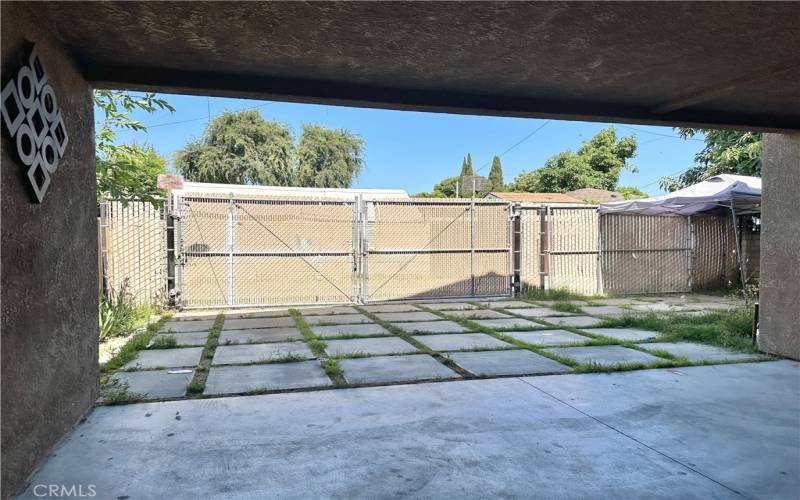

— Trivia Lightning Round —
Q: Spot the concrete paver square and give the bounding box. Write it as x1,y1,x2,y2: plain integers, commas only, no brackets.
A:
160,319,215,333
511,307,575,318
581,305,628,316
678,302,735,312
303,314,371,326
312,323,390,338
503,330,591,346
108,369,194,400
340,354,459,384
212,342,314,365
219,327,302,344
481,300,535,309
582,328,662,342
298,306,359,316
420,302,478,311
442,309,510,319
472,318,542,330
412,333,513,351
152,331,208,347
374,311,440,322
630,302,679,312
545,315,604,328
447,350,573,376
122,347,203,370
544,345,662,366
325,337,418,356
204,361,331,395
171,311,220,321
223,316,296,330
359,304,421,313
589,298,648,306
392,321,470,333
639,342,765,362
225,308,290,319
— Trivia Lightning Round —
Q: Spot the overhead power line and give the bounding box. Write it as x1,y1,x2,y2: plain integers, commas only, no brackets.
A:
143,101,275,129
475,120,551,173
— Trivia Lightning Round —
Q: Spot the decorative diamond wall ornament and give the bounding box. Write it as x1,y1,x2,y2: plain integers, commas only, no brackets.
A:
1,45,68,203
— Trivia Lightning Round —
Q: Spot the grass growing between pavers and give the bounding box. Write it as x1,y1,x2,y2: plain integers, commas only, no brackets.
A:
99,379,145,404
353,306,473,378
148,335,178,349
549,302,585,314
596,308,758,352
290,309,346,386
100,314,171,373
519,288,600,302
185,313,226,397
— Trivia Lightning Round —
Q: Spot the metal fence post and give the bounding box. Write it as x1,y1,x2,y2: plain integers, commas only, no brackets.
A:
511,203,520,297
687,215,694,291
470,200,476,296
361,197,370,303
226,195,236,306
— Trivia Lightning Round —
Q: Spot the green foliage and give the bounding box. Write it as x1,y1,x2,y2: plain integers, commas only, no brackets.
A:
413,176,460,198
96,145,166,205
94,90,173,205
149,335,177,349
101,379,145,404
509,127,638,193
550,302,584,314
295,124,364,188
186,380,206,394
520,287,598,301
660,129,761,192
460,154,474,177
100,315,169,373
175,110,295,185
486,156,504,192
99,281,155,341
617,185,649,200
174,111,364,188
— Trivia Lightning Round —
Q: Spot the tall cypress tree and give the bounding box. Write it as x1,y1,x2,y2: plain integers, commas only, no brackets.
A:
460,153,474,177
487,156,504,191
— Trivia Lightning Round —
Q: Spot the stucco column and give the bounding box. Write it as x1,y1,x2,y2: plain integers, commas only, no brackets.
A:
758,133,800,359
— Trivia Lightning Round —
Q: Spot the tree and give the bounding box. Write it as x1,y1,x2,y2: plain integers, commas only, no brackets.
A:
174,110,294,185
617,185,648,200
94,90,174,204
460,154,474,177
508,127,637,193
486,156,504,192
413,176,460,198
174,111,364,188
659,129,761,192
295,124,364,188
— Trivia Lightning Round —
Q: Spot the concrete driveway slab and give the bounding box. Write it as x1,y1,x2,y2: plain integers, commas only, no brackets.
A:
392,321,469,333
582,328,662,342
638,342,765,362
447,350,573,376
121,347,203,370
325,337,418,356
219,327,302,344
25,363,796,499
312,323,390,338
511,307,575,318
503,329,591,346
223,316,296,330
359,304,421,313
152,331,209,347
340,354,459,384
472,317,542,330
545,315,604,328
374,311,440,322
412,333,513,351
544,345,662,366
419,302,478,311
303,314,371,325
298,306,359,316
444,309,510,319
160,319,215,333
480,300,535,309
224,308,290,319
204,361,331,395
581,305,627,316
108,369,194,400
212,342,315,365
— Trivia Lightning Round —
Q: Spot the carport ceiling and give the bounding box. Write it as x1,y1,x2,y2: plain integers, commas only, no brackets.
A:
35,1,800,130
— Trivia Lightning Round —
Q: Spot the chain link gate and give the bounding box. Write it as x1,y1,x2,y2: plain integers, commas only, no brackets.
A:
172,195,514,307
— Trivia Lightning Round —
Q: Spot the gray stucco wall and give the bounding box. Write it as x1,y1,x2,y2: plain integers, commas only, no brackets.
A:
758,133,800,360
1,4,98,497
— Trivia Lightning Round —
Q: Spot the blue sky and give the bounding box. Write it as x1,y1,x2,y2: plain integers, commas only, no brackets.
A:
107,93,704,196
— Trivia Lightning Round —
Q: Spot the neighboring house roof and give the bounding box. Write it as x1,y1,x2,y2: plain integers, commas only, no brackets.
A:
174,182,410,201
484,192,585,204
566,188,624,203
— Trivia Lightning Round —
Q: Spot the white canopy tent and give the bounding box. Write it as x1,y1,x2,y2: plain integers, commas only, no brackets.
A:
598,174,761,216
599,174,761,291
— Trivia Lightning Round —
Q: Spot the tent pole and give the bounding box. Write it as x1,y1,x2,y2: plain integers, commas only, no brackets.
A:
730,203,746,293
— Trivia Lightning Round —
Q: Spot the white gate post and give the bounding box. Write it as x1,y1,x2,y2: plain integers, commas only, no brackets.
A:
226,195,236,306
